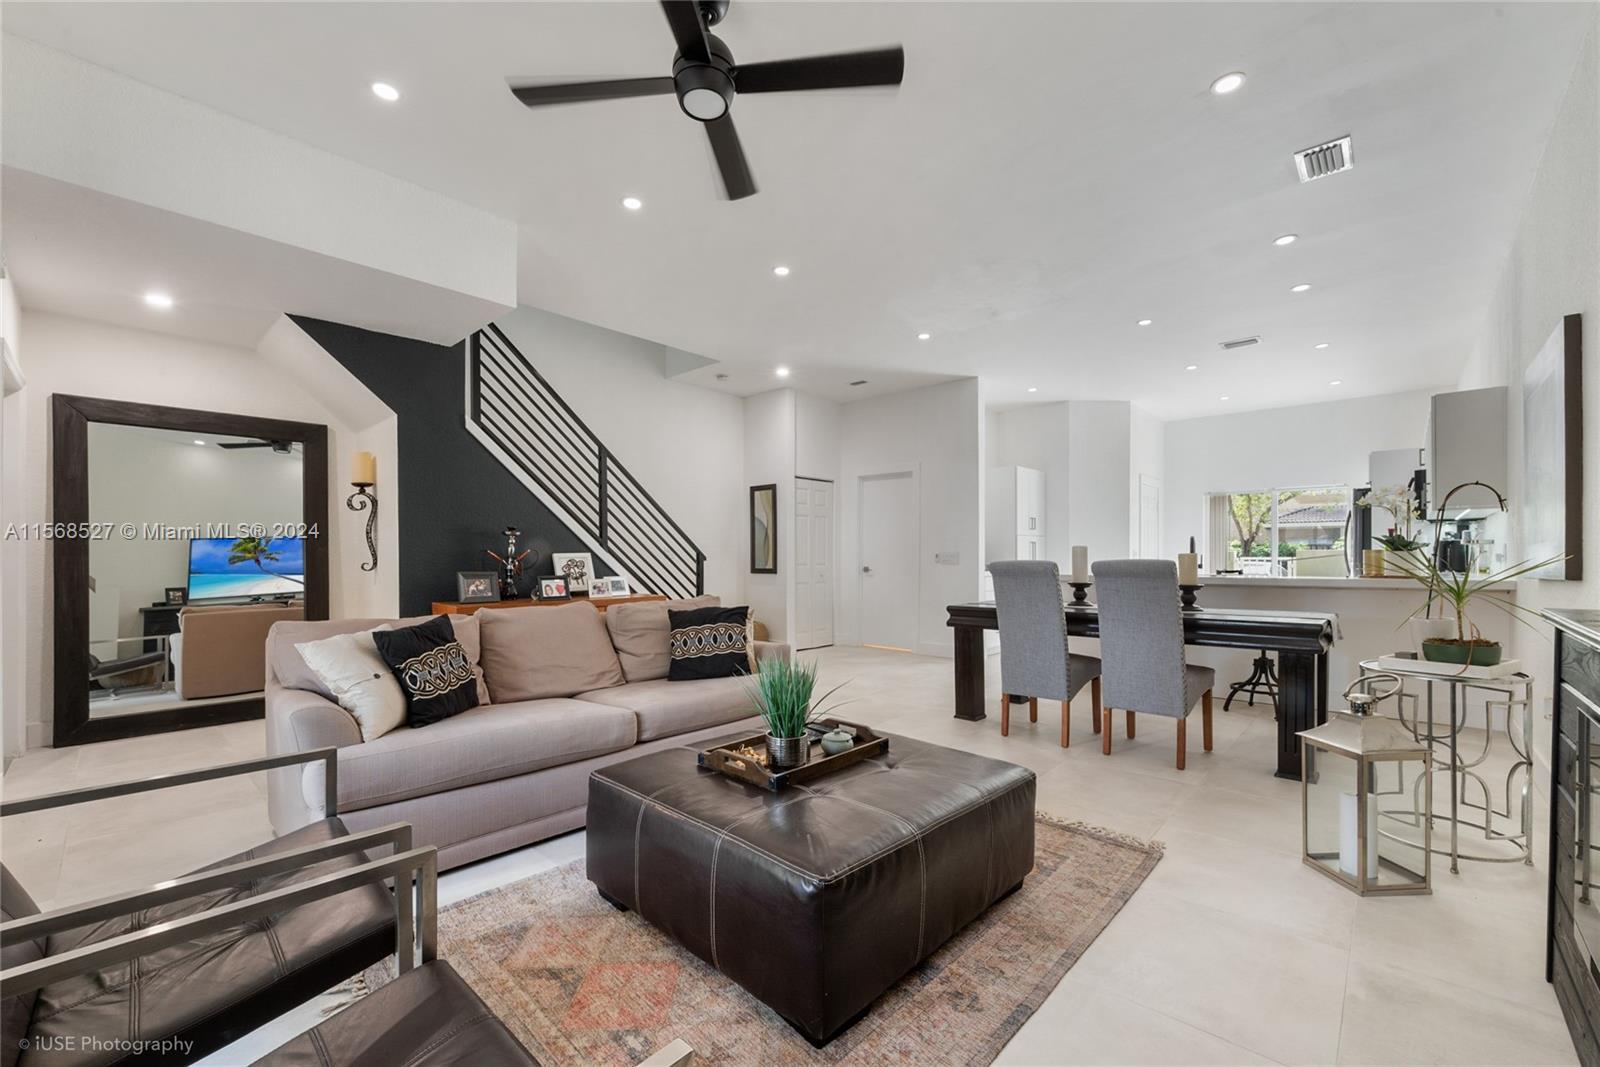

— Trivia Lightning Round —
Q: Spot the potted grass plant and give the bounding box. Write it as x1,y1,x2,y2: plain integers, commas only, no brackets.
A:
745,658,850,769
1385,549,1566,666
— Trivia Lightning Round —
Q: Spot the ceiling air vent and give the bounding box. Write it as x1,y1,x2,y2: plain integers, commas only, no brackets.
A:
1294,135,1354,183
1219,336,1261,351
849,379,869,387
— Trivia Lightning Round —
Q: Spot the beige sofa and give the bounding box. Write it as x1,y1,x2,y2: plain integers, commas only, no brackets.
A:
171,602,304,699
264,598,783,869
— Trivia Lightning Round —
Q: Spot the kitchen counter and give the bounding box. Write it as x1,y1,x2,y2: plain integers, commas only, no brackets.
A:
1197,574,1514,591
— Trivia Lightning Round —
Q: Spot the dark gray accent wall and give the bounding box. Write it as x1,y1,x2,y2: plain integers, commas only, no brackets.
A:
292,316,609,615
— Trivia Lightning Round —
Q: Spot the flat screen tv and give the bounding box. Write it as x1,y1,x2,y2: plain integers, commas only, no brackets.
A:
187,537,305,601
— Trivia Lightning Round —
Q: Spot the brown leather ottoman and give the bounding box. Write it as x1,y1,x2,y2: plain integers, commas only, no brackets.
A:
585,733,1036,1045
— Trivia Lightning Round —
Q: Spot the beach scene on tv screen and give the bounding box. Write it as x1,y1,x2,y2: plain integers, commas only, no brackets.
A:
188,537,305,599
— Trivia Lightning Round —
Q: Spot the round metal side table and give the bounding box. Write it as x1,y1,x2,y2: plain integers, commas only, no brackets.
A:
1357,658,1533,874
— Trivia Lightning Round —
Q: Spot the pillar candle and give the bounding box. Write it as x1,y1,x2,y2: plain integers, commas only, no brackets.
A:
1177,552,1199,586
351,451,377,485
1071,545,1088,582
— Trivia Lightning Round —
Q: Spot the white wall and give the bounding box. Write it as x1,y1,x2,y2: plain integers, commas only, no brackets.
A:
493,305,747,607
1,275,27,761
743,389,795,640
1066,401,1133,563
9,311,388,749
1129,404,1165,556
1162,390,1436,561
1454,17,1599,754
794,391,841,483
86,425,304,643
837,378,984,657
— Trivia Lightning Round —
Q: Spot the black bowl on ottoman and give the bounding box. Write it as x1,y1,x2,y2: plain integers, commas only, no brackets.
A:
585,733,1036,1045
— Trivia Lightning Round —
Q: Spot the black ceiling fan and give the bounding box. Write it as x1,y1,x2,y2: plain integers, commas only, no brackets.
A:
217,439,294,454
508,0,904,200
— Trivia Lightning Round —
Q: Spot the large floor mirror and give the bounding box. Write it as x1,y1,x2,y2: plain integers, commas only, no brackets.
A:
52,395,328,745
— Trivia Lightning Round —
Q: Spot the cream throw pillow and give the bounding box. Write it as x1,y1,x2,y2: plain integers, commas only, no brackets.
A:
294,626,405,742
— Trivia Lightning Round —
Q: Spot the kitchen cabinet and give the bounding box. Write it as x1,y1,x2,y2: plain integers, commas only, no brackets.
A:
1426,386,1507,514
986,465,1046,563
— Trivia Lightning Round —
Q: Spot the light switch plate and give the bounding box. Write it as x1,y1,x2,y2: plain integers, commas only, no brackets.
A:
935,551,960,565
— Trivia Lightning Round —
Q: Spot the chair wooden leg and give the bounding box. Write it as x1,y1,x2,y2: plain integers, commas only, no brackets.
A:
1126,711,1136,739
1091,677,1102,734
1060,700,1070,748
1202,689,1214,752
1176,717,1187,770
1102,706,1113,754
1000,694,1010,737
1029,697,1038,724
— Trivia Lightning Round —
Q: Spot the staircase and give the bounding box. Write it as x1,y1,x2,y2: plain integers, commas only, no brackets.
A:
465,324,706,600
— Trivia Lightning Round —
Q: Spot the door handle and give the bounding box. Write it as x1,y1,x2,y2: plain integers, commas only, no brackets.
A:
862,565,872,574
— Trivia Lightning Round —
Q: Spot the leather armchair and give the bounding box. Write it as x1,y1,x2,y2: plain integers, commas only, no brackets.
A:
0,749,404,1067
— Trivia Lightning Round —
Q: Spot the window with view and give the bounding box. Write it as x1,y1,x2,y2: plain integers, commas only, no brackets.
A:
1204,486,1353,577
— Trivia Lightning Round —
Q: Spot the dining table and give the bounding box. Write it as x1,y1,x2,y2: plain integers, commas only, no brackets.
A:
946,600,1338,779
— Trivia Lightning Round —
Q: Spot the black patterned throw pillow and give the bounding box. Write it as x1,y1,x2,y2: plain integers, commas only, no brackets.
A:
667,605,752,681
372,615,480,728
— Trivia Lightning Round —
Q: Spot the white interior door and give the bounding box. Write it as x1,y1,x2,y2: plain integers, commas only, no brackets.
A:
793,478,834,650
1138,475,1161,558
858,471,918,651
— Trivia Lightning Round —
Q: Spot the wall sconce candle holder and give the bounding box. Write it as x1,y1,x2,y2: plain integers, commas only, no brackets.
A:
346,483,378,572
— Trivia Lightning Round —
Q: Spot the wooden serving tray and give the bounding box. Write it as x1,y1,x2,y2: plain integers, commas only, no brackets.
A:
698,719,888,791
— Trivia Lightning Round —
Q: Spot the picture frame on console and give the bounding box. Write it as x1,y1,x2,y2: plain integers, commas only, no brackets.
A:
538,577,570,600
456,571,501,604
590,575,630,598
551,551,593,593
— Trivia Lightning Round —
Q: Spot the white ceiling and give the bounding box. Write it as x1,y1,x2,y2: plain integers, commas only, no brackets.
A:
2,1,1592,415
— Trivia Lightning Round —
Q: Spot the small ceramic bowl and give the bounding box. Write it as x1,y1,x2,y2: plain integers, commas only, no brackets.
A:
820,729,854,756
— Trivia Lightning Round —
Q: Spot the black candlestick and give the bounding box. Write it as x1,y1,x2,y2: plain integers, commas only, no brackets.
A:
1067,581,1092,605
1179,584,1202,611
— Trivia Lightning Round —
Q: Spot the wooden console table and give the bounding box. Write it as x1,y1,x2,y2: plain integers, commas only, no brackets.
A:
947,601,1336,779
431,592,666,615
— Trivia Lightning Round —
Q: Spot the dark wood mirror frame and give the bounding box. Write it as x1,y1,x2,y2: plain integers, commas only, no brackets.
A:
51,395,329,746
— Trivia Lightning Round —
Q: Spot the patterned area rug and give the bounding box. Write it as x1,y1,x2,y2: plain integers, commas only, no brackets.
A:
368,815,1161,1066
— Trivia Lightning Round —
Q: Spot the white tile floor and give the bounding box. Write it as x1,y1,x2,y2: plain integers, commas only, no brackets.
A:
0,645,1574,1065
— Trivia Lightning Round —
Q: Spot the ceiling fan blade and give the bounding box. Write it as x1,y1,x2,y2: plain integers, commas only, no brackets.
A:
734,46,904,94
705,114,756,200
659,0,711,64
510,77,675,108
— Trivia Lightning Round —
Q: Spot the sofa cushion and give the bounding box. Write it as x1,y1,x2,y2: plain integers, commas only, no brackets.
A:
271,615,488,704
576,675,758,742
668,605,753,681
399,613,490,706
374,615,480,729
478,602,624,702
294,626,405,742
330,698,637,810
605,595,719,682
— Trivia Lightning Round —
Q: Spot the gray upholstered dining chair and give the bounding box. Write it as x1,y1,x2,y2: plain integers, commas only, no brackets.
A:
989,560,1102,746
1091,559,1216,769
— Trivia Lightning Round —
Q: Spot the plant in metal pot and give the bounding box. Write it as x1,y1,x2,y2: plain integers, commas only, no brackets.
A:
1385,549,1566,667
745,658,850,769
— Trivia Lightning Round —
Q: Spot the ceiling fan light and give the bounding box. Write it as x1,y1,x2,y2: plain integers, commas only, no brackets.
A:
681,86,728,120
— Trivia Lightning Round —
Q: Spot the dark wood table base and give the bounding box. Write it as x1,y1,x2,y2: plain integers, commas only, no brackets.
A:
947,603,1333,779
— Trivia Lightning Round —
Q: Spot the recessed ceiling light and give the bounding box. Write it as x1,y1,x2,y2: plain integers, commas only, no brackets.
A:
1219,395,1231,401
1329,379,1343,386
1274,234,1298,246
1027,387,1038,393
1185,364,1199,371
1290,283,1312,293
370,82,400,102
775,366,791,378
1314,342,1330,350
917,332,931,341
1210,72,1246,96
143,291,174,310
621,196,642,211
1137,319,1153,327
192,439,206,447
772,265,790,277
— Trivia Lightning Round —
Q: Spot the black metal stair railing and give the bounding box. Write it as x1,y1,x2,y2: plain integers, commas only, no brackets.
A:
468,324,706,600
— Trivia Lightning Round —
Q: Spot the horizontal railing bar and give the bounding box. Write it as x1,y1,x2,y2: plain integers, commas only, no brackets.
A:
476,334,602,470
477,344,603,478
2,823,414,942
1,848,439,995
1,748,338,817
479,394,602,519
605,503,698,592
606,490,699,582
